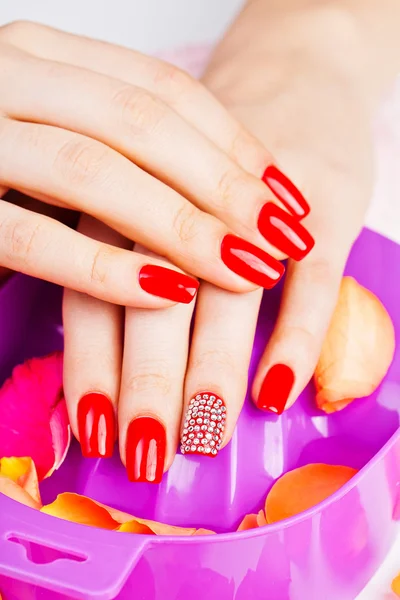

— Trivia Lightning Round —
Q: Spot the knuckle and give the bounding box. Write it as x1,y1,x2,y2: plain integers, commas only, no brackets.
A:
112,85,167,136
88,244,117,286
172,203,200,244
153,62,196,97
0,20,36,43
300,257,338,287
191,349,237,374
125,364,171,395
0,216,41,265
215,167,250,210
53,138,112,188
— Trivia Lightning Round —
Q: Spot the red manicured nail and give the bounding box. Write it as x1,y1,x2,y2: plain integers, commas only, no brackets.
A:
180,392,226,457
139,265,199,304
221,234,284,289
78,393,115,458
126,417,166,483
262,165,310,218
257,364,295,414
258,203,315,260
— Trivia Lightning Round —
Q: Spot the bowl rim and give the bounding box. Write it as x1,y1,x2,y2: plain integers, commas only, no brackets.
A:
1,422,398,546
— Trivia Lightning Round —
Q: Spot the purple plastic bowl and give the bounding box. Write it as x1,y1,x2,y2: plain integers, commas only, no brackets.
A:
0,227,399,600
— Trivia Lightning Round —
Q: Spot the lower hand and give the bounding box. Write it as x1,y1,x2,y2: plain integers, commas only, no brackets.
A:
62,5,376,479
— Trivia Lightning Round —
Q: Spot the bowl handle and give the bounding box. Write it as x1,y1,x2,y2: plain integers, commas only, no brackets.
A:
0,498,149,599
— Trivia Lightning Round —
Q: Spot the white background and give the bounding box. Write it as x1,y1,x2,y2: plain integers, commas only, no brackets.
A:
0,1,399,598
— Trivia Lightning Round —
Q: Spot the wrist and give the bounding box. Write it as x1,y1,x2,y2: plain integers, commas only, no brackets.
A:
240,0,400,105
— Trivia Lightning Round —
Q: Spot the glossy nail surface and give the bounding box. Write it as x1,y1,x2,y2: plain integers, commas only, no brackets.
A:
257,364,295,414
78,393,115,458
258,202,315,260
221,234,284,289
139,265,199,304
181,392,226,458
262,165,310,218
126,417,166,483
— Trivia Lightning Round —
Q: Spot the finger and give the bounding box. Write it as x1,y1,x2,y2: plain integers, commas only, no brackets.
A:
118,247,194,482
0,199,198,307
252,244,348,414
0,118,285,292
63,216,126,457
181,283,262,457
1,21,270,173
0,48,302,261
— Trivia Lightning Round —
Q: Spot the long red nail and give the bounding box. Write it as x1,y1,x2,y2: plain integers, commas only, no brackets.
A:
221,234,284,289
139,265,199,304
257,364,295,414
126,417,166,483
180,392,226,457
262,166,310,218
258,203,315,260
78,393,115,458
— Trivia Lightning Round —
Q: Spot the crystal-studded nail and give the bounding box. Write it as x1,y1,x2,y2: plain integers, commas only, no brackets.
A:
180,392,226,458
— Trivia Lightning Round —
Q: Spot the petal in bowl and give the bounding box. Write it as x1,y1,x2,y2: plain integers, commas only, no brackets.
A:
265,464,357,524
314,277,395,413
42,493,215,536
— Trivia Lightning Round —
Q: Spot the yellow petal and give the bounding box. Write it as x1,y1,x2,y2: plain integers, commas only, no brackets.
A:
315,277,395,413
0,457,41,506
392,573,400,597
41,493,119,530
0,475,41,509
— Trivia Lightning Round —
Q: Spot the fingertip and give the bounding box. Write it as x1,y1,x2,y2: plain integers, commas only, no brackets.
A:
253,363,295,415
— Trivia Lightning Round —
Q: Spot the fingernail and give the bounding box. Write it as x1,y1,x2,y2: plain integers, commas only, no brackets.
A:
126,417,166,483
78,393,115,458
180,392,226,457
257,364,295,414
139,265,199,304
221,234,285,289
262,165,310,218
258,203,315,260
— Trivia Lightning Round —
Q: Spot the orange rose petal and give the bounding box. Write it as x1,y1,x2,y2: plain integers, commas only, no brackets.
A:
314,277,395,413
392,573,400,597
41,493,119,530
41,493,215,536
117,520,155,535
237,509,267,531
194,528,215,536
0,457,41,506
256,509,267,527
237,514,259,531
265,464,357,524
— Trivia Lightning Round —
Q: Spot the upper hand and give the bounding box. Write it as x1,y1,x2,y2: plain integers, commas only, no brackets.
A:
0,20,314,305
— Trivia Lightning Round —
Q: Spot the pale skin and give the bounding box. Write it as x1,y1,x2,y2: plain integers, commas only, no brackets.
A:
1,0,400,479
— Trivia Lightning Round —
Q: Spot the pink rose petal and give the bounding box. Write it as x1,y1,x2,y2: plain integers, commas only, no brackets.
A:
0,352,70,480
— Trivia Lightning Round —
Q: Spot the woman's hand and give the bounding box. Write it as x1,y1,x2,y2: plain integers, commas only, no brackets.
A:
0,20,318,304
63,0,400,479
202,1,399,413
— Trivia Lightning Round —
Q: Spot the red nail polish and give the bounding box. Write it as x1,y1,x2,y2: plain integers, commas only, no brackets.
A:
139,265,199,304
262,166,310,218
126,417,166,483
257,364,295,414
221,234,285,289
180,392,226,457
258,203,315,260
78,393,115,458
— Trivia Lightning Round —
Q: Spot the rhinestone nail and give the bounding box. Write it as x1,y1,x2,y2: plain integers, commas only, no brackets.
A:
180,392,226,458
